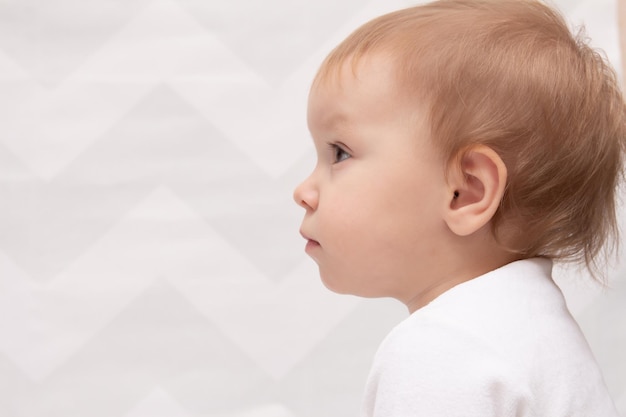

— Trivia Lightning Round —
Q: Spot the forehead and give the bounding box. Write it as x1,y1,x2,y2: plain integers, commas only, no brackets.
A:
307,54,404,127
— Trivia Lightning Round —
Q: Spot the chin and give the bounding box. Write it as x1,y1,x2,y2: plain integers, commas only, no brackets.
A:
318,271,382,298
319,278,346,294
318,271,353,295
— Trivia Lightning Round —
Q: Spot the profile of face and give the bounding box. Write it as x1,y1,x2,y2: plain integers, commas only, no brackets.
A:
293,55,452,305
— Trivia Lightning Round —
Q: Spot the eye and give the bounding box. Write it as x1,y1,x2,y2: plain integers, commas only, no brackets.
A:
328,142,351,164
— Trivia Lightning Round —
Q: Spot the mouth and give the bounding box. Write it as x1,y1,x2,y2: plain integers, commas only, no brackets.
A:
305,239,320,252
299,230,320,252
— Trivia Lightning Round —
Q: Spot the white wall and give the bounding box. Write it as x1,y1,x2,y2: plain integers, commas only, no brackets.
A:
0,0,623,416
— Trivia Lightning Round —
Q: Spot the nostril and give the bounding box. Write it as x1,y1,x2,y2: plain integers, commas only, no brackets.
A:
295,190,316,211
293,174,318,210
297,194,312,210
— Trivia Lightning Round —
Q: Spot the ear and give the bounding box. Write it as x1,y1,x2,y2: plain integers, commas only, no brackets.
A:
444,145,507,236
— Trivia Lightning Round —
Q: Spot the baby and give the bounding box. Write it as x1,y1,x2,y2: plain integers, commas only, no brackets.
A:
294,0,624,416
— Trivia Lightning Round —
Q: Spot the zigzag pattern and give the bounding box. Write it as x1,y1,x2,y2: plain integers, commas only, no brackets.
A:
0,0,624,415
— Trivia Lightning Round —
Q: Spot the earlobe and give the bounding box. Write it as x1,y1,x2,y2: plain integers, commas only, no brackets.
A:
444,145,507,236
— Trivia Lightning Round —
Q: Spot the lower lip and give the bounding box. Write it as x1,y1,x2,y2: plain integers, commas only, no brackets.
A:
305,240,320,252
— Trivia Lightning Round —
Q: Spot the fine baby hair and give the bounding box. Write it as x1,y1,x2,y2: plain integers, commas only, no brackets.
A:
314,0,626,276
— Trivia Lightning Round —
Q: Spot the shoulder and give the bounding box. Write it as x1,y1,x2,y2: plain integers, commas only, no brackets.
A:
362,310,532,416
362,259,620,417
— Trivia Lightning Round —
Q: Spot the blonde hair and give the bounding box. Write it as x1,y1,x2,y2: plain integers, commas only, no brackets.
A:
314,0,626,277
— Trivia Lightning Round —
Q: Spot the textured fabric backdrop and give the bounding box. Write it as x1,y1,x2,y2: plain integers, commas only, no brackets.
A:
0,0,624,416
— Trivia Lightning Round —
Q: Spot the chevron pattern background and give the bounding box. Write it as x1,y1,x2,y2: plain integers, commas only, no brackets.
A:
0,0,624,416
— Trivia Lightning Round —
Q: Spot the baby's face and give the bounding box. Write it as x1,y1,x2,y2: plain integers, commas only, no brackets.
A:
294,55,452,303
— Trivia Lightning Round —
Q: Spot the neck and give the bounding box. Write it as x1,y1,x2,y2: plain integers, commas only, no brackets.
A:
404,231,519,313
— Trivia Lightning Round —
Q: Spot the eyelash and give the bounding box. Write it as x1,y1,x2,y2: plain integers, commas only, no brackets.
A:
328,142,351,164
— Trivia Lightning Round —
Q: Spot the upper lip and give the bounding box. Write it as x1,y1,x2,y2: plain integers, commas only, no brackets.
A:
299,229,318,243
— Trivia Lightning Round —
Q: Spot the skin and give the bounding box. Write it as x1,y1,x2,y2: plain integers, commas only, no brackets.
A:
294,54,515,313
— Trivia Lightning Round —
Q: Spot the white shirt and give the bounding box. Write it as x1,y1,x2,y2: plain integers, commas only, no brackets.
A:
362,258,619,416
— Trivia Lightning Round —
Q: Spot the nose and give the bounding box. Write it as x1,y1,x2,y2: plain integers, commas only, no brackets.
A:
293,174,319,211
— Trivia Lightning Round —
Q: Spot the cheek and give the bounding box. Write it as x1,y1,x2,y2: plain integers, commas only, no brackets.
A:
356,180,445,265
322,172,440,244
